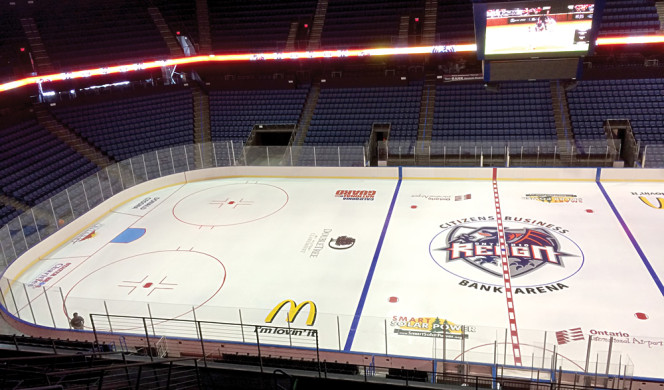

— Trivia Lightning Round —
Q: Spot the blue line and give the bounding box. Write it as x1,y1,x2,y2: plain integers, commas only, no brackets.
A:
595,168,664,296
344,166,403,351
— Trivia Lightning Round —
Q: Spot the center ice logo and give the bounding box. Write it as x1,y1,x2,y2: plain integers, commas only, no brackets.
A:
430,217,584,290
441,226,569,278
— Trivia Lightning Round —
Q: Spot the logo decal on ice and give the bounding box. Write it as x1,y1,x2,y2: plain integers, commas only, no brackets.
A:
265,300,317,326
335,190,375,201
80,230,97,241
632,192,664,210
523,194,583,204
72,224,102,244
430,216,584,292
329,236,355,250
556,327,584,345
455,194,471,201
390,315,476,339
440,226,569,278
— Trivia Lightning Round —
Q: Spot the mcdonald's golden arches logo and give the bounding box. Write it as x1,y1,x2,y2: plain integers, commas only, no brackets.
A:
265,300,317,326
639,196,664,209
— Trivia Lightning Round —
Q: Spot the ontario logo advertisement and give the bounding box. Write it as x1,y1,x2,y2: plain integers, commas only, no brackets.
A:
429,216,584,294
556,327,664,349
523,194,583,203
390,315,476,339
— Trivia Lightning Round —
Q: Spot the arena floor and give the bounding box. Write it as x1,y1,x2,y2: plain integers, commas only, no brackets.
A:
5,168,664,380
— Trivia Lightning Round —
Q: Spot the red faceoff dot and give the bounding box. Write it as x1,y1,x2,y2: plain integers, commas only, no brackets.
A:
228,201,235,204
143,282,153,288
635,312,649,320
389,296,399,303
586,209,594,213
411,205,417,209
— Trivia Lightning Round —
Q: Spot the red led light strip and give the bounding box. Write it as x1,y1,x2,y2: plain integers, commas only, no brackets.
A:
1,35,662,93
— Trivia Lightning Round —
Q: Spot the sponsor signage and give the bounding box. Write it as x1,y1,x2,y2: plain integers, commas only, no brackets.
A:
632,192,664,209
556,327,584,345
28,263,71,288
410,193,471,201
335,190,375,201
265,300,317,326
443,74,484,82
523,194,583,203
556,327,664,349
72,224,102,244
390,315,476,339
133,196,160,210
301,229,355,257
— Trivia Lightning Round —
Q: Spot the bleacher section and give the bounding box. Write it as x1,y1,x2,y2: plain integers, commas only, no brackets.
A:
567,78,664,144
152,0,199,48
0,4,28,82
0,204,20,227
0,120,98,205
321,0,423,48
599,0,661,36
435,0,475,44
433,81,557,142
305,83,421,145
52,89,194,161
32,0,170,69
209,87,309,142
209,0,317,53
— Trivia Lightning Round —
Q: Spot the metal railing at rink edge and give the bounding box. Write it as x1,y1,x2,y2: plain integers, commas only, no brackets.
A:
379,139,623,167
0,275,642,389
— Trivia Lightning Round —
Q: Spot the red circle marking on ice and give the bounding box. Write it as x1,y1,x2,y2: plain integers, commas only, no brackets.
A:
635,312,649,320
228,201,235,204
389,296,399,303
143,282,153,288
411,205,417,209
586,209,594,213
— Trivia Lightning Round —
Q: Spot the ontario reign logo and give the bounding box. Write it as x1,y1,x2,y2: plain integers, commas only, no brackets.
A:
329,236,355,250
439,226,570,278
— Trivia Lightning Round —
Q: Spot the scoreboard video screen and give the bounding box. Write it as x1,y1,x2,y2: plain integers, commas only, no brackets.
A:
474,1,600,60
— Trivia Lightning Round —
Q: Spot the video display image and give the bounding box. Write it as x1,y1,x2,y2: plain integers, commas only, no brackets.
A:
484,3,594,58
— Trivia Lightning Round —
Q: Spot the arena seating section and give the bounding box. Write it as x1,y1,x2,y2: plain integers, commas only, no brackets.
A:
0,204,20,227
321,1,422,48
0,4,28,83
599,0,661,36
32,0,170,69
210,87,309,141
209,0,317,53
152,0,199,49
306,83,421,145
433,81,557,142
0,120,98,206
568,78,664,141
436,0,475,44
52,89,194,161
568,78,664,165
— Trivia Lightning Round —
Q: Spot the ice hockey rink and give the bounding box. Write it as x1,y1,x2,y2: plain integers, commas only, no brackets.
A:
3,166,664,380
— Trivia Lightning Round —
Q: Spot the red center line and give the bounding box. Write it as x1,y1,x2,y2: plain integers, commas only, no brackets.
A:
492,168,522,366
